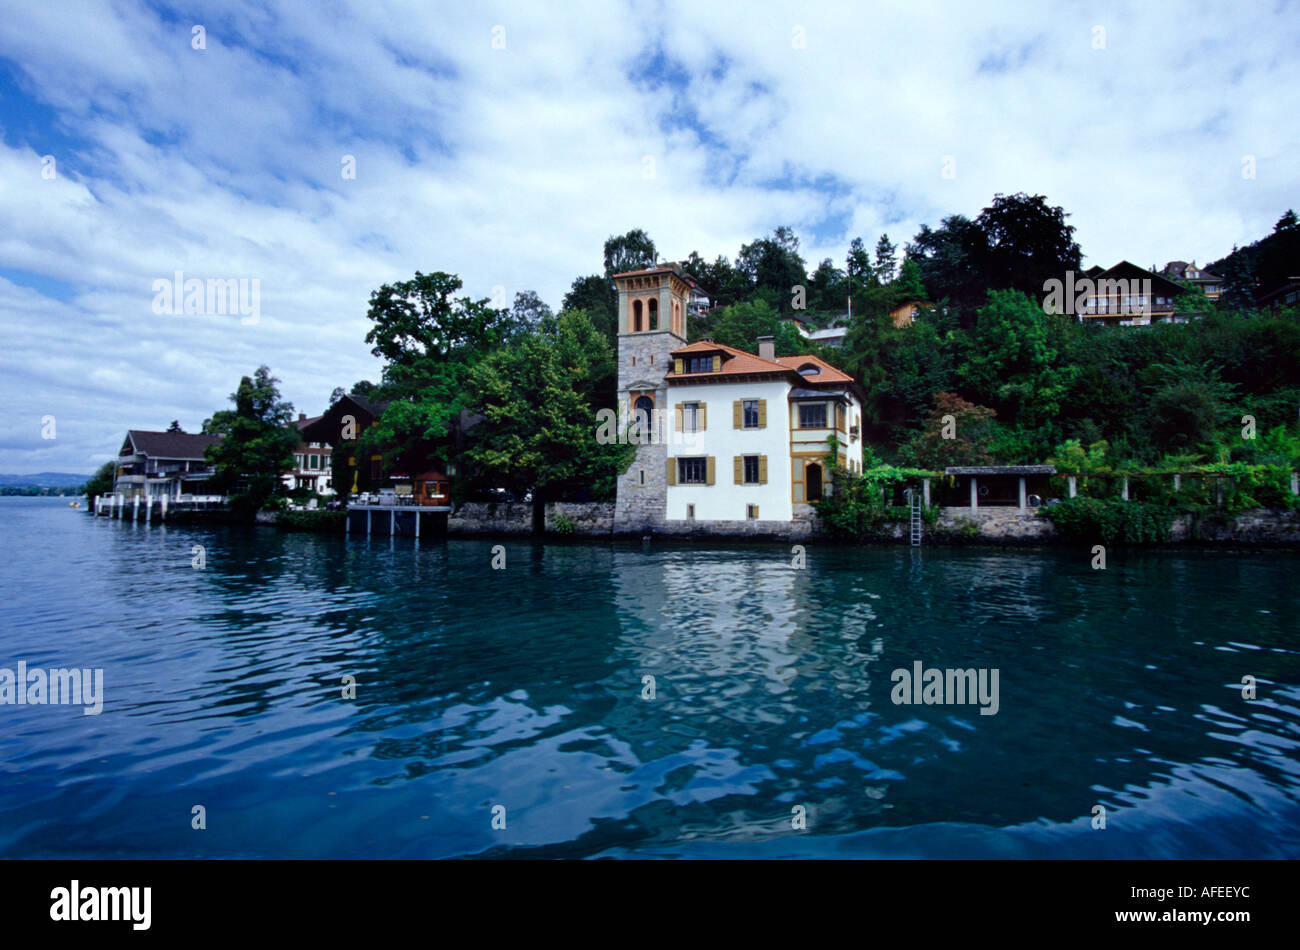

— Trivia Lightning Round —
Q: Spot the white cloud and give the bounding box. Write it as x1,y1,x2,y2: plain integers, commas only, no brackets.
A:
0,0,1296,471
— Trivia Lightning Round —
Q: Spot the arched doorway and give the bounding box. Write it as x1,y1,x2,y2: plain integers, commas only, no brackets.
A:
633,395,653,442
806,462,823,502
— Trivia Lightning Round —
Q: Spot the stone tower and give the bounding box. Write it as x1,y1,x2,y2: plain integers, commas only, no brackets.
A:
611,263,690,534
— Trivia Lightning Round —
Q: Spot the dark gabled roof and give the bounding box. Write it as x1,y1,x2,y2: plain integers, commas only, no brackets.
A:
1161,260,1221,282
123,430,221,460
300,394,390,444
1090,261,1186,296
945,465,1056,475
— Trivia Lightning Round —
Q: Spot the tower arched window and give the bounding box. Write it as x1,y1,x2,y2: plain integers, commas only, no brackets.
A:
648,298,658,331
632,299,643,332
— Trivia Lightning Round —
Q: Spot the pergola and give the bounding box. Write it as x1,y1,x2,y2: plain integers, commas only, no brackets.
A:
944,465,1057,510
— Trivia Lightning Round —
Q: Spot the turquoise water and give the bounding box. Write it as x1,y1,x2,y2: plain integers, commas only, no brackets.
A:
0,496,1297,858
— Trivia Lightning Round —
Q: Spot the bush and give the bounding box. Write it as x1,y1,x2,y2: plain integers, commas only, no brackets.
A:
1041,497,1173,544
552,513,576,535
277,509,345,533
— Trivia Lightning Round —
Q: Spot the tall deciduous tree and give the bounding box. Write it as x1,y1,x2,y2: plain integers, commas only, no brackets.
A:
464,310,630,502
958,289,1075,425
899,392,998,469
737,227,808,313
203,366,300,516
603,229,658,276
970,192,1082,302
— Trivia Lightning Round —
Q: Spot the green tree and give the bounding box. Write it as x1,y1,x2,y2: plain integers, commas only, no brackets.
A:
82,461,117,505
892,256,928,303
704,299,806,355
203,366,300,516
365,271,513,380
362,271,517,462
737,227,808,313
604,229,657,276
510,290,553,332
873,234,898,284
808,258,847,314
907,214,983,318
899,392,998,469
562,274,617,343
1144,357,1238,455
958,289,1074,425
463,310,630,502
971,192,1082,301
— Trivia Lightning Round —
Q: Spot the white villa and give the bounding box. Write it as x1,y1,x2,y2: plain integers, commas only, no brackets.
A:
611,262,864,532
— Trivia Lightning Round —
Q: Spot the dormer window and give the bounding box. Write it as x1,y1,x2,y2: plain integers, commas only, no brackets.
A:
798,363,821,376
683,356,716,374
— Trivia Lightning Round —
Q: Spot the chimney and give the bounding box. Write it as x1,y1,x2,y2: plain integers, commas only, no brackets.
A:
757,335,775,361
298,412,307,422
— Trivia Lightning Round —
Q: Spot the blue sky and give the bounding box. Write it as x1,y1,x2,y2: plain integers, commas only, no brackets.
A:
1,0,1297,474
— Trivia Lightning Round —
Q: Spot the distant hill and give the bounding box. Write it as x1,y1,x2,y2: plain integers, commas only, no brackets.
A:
0,472,92,489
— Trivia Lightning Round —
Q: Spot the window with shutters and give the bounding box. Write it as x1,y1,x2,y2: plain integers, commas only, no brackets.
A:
746,504,759,520
742,399,759,428
678,457,707,484
682,402,700,431
684,356,714,374
743,455,760,484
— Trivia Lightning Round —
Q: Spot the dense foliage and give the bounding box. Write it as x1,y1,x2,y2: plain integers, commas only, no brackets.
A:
1041,498,1174,544
202,366,300,517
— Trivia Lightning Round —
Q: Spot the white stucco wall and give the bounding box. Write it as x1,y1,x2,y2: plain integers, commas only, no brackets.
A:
666,379,793,521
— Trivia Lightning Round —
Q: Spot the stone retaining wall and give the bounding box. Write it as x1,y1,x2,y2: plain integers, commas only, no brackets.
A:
442,501,1300,545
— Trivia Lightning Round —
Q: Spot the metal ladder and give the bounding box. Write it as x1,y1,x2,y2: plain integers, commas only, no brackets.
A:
909,490,923,546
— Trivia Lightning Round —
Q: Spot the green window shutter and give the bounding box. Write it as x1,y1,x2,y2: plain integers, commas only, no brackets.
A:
733,400,742,428
734,456,743,484
667,458,677,485
758,399,767,428
759,455,768,484
706,456,715,485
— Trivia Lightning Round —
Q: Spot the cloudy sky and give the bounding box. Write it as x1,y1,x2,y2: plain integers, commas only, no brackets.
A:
1,0,1296,474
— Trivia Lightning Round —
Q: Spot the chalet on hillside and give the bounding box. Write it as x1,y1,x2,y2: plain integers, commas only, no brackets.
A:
1075,261,1188,326
1160,260,1222,300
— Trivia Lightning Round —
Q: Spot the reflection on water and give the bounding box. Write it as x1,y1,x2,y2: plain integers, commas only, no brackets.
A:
0,497,1297,858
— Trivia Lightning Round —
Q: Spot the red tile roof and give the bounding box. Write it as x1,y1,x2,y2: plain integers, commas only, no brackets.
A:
773,355,854,383
669,341,855,384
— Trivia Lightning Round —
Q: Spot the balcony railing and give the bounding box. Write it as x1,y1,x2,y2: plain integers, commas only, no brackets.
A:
351,493,450,507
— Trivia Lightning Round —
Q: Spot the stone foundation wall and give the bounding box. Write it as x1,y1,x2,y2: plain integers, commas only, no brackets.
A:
546,502,615,537
443,502,1300,545
446,503,534,536
933,507,1057,543
1171,508,1300,544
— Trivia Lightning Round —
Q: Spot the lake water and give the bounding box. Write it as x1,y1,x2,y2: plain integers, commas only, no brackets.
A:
1,496,1297,858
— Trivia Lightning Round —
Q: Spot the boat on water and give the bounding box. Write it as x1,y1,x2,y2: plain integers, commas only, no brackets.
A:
68,501,80,508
